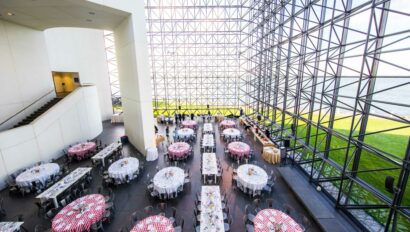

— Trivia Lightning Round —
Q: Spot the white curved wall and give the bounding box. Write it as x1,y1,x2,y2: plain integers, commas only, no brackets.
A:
44,28,113,121
0,19,54,123
0,86,102,188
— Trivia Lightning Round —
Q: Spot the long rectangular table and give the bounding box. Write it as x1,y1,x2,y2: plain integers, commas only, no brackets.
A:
200,185,224,232
202,134,215,152
202,153,219,184
203,123,214,133
91,142,121,166
36,167,92,207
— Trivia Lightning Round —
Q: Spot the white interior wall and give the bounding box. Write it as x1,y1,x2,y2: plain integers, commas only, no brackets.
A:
0,86,102,188
44,28,113,121
0,19,54,124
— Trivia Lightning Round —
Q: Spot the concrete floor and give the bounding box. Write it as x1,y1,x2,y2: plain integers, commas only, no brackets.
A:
0,119,325,232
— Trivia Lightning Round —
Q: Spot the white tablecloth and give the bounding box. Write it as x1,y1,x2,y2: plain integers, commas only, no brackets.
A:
146,147,159,161
111,113,124,123
108,157,139,181
203,123,213,133
92,142,121,166
153,167,185,194
202,153,218,175
222,128,241,139
37,168,92,208
0,222,24,232
237,164,268,191
176,128,194,138
16,163,60,188
202,134,215,148
200,185,224,232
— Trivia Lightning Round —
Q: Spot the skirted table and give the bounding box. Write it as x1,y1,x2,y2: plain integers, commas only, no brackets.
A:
176,128,195,140
181,119,197,129
220,120,236,129
15,163,60,188
52,194,106,232
131,215,174,232
254,209,303,232
227,142,250,158
222,128,241,140
168,142,191,159
68,142,96,160
108,157,139,183
262,146,281,164
153,167,185,195
236,164,268,192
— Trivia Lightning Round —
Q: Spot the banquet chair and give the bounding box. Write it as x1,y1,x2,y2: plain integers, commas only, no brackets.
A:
156,202,167,215
90,221,104,231
59,199,67,208
174,219,185,232
244,204,256,224
243,215,255,232
169,207,177,226
143,205,154,216
192,217,200,232
193,208,201,222
300,215,312,231
224,215,233,231
130,210,140,224
0,198,6,219
44,208,57,220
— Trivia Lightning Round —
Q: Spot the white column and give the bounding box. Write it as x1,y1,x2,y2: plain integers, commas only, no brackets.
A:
114,3,155,153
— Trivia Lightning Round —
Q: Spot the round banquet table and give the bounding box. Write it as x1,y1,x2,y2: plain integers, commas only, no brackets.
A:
153,167,185,194
52,194,106,232
262,147,281,164
176,128,194,139
222,128,241,139
68,142,96,159
16,163,60,188
168,142,191,158
181,120,197,129
108,157,139,182
227,142,251,158
254,209,303,232
220,120,236,129
237,164,268,191
131,215,174,232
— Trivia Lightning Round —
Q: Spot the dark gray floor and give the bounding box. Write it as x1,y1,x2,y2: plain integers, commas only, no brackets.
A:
0,119,354,232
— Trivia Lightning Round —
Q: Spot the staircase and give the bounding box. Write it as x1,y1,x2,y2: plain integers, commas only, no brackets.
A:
13,98,62,128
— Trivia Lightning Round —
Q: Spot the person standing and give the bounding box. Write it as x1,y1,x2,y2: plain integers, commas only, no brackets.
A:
154,125,159,134
165,126,170,138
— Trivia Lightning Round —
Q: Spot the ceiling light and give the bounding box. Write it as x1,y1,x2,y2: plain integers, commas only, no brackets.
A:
88,12,95,15
86,19,92,22
7,12,14,16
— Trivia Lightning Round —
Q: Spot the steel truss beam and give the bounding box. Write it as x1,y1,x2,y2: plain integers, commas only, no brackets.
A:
240,0,410,231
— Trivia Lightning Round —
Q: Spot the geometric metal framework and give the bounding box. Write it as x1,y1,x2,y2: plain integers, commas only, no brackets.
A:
144,0,247,116
240,0,410,231
103,30,121,111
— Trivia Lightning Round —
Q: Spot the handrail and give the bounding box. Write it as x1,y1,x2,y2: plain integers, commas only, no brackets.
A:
0,89,55,127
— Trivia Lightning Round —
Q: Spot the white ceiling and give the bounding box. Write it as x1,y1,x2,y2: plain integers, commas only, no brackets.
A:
0,0,129,30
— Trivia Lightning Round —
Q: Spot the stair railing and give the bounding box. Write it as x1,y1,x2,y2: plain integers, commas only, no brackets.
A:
0,89,56,131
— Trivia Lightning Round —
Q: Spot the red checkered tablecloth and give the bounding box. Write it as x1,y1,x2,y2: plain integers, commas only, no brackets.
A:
228,141,250,157
68,142,96,159
181,120,197,129
168,142,191,158
254,209,302,232
220,120,236,129
52,194,105,232
131,215,174,232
